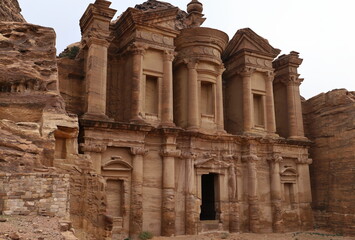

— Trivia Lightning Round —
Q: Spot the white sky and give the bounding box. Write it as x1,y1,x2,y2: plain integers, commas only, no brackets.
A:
18,0,354,99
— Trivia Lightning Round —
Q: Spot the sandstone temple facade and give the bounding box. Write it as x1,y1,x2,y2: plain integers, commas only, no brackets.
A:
57,0,313,238
5,0,354,239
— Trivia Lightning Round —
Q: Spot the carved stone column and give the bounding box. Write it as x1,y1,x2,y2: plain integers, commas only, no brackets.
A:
226,154,240,233
160,145,181,236
268,154,284,232
130,147,148,238
265,72,277,136
242,154,260,233
183,152,198,235
79,143,107,173
186,60,200,130
161,50,175,126
273,51,306,140
129,44,146,122
216,65,226,133
80,0,116,120
296,156,313,230
240,68,254,133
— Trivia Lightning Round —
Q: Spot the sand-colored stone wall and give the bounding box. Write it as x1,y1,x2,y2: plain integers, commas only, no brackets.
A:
0,173,69,217
303,89,355,235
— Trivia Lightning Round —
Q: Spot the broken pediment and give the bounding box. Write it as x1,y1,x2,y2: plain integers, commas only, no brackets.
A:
112,4,185,38
195,157,230,169
102,156,132,171
223,28,281,60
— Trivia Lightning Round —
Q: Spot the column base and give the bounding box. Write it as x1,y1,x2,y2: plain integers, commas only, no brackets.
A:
81,112,113,121
288,136,309,141
187,126,199,132
266,132,280,138
159,121,176,128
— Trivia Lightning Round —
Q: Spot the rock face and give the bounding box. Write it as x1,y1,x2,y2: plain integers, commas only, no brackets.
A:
0,22,79,172
0,23,59,94
0,0,25,22
303,89,355,235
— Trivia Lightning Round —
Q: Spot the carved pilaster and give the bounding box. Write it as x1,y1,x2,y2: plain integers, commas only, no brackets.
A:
267,154,284,232
216,64,226,133
129,147,147,237
160,147,180,236
80,0,116,120
181,151,198,235
265,71,277,135
128,43,147,122
239,68,255,134
242,154,260,233
185,59,200,130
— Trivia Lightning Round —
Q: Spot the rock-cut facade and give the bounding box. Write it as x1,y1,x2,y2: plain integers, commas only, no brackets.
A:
57,0,314,238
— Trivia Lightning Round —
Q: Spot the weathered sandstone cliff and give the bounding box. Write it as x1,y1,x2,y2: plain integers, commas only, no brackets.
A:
0,22,79,173
303,89,355,235
0,0,25,22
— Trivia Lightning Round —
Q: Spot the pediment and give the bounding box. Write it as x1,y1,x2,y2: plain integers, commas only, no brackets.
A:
281,167,297,177
195,158,230,169
102,158,132,171
223,28,281,60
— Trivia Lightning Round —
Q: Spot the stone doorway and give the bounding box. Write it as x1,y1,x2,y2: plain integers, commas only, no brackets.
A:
200,173,217,220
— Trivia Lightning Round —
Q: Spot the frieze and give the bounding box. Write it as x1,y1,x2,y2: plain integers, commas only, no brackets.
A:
136,30,174,46
80,143,107,153
178,46,221,59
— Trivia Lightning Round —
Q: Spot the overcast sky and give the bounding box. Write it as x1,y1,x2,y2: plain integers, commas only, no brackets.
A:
18,0,354,99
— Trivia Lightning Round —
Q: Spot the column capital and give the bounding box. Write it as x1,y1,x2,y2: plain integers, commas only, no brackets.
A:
238,67,255,77
267,154,283,163
128,43,148,56
241,154,259,163
222,154,240,161
160,149,182,158
217,64,226,75
265,71,275,82
163,50,176,61
80,143,107,153
296,157,312,165
184,59,199,69
130,147,148,156
280,75,304,86
84,35,110,48
181,151,198,160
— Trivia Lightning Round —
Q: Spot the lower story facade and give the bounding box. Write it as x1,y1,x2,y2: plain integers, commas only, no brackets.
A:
69,119,313,239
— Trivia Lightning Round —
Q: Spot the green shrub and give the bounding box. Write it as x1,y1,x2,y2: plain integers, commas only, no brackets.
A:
138,231,153,240
221,232,229,239
59,46,80,59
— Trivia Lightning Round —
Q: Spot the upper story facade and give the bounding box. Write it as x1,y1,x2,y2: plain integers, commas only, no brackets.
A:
58,0,307,141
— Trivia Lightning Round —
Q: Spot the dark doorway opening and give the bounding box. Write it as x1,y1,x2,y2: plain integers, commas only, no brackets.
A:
200,173,217,220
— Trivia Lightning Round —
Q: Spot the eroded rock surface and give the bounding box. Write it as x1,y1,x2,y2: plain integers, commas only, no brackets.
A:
0,0,25,22
303,89,355,235
0,22,79,173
